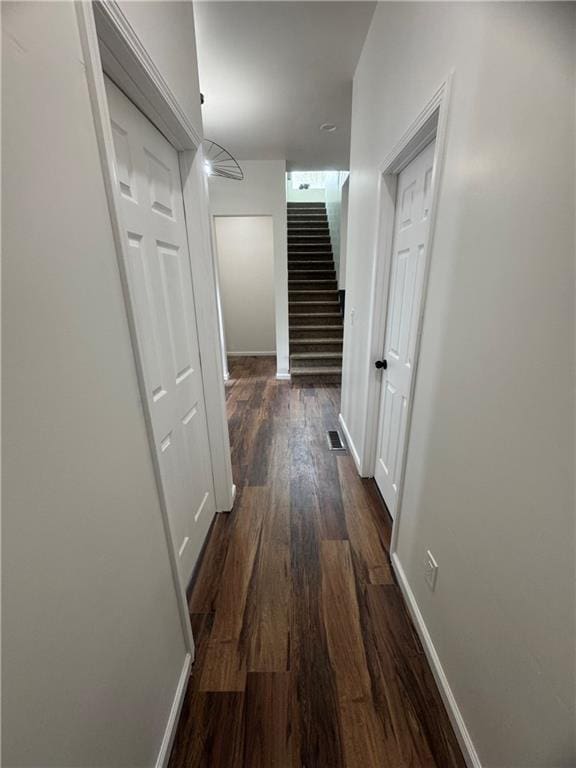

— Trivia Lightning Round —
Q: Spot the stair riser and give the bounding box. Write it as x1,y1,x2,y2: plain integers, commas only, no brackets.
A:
289,280,337,290
289,234,331,242
288,230,330,236
290,303,340,314
290,340,343,353
288,240,332,256
288,276,335,280
289,253,333,262
290,314,342,326
290,327,343,340
288,213,327,218
288,262,334,271
289,291,338,302
291,356,342,369
291,372,341,385
288,222,329,230
288,221,328,228
287,203,325,209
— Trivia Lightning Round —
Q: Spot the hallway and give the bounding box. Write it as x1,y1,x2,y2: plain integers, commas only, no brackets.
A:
168,357,465,768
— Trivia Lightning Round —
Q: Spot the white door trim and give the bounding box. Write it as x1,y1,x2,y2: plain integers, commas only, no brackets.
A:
92,0,202,151
363,73,453,557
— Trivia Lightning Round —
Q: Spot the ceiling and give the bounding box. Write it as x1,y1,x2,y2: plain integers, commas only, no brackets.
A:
194,2,376,171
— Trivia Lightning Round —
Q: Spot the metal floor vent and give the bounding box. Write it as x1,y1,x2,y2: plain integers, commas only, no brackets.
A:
327,429,346,452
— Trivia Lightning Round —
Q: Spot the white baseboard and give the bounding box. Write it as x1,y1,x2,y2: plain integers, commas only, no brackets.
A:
227,351,276,357
276,371,291,381
155,652,192,768
391,553,482,768
338,412,362,474
223,371,230,381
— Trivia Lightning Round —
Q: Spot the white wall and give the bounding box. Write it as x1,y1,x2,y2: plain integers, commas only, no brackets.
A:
2,2,196,765
339,176,349,290
286,185,325,203
117,0,203,139
209,160,288,375
342,3,575,766
214,216,276,354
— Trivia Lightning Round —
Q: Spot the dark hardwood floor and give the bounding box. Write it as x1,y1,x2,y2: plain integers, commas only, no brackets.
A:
168,356,466,768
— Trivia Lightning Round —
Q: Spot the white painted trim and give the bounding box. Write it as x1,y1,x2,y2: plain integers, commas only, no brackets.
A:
228,351,276,357
155,653,192,768
93,0,202,151
210,220,230,383
338,413,362,475
391,553,482,768
276,372,291,381
179,150,235,514
75,0,194,655
363,73,454,555
227,483,237,510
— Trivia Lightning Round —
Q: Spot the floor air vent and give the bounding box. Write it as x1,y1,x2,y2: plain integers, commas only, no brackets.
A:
326,429,346,452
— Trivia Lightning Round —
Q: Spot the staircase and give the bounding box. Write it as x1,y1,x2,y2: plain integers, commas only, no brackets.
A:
288,201,343,383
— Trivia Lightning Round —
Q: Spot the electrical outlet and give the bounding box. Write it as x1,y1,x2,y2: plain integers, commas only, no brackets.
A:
424,550,438,591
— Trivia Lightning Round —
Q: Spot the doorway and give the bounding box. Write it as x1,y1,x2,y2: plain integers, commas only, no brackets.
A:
374,139,436,518
213,216,276,357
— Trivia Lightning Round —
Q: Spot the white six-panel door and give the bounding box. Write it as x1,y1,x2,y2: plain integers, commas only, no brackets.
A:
105,77,215,586
374,140,436,518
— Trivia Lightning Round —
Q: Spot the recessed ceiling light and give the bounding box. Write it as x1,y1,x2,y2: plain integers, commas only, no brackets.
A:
320,123,337,133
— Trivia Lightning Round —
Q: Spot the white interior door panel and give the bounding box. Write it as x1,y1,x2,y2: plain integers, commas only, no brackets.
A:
106,77,215,585
374,140,436,518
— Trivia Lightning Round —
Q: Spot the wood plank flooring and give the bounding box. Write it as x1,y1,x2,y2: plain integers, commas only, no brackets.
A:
168,356,466,768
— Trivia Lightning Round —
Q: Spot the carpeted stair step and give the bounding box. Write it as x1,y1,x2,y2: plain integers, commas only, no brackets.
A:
289,233,331,243
287,213,328,219
289,279,338,290
288,222,329,231
289,289,339,302
288,252,334,261
289,312,342,326
290,352,343,368
289,300,340,314
289,228,330,236
288,269,336,281
288,259,336,277
289,242,332,253
288,219,328,227
290,365,342,383
290,338,344,353
287,202,325,208
289,325,344,340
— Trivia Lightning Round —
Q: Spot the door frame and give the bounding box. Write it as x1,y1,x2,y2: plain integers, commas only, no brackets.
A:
212,214,277,359
364,74,453,555
75,1,235,655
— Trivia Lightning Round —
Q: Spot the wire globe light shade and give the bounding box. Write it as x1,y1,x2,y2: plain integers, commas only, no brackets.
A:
202,140,244,181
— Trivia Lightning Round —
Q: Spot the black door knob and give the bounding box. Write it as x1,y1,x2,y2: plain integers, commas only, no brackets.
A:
375,359,388,370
